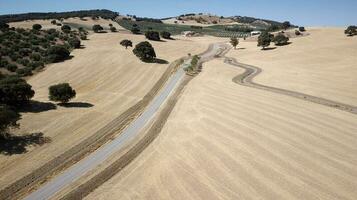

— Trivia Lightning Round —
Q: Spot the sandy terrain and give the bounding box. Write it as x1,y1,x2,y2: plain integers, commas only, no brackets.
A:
9,17,123,31
235,27,357,105
0,32,220,191
86,28,357,200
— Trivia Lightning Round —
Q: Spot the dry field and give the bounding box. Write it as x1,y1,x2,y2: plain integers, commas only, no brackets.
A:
0,30,220,190
9,17,123,30
86,28,357,200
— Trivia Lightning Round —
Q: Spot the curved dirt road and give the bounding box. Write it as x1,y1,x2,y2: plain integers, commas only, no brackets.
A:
24,43,227,200
224,56,357,115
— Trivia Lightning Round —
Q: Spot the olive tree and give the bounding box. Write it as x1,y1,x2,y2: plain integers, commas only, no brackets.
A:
133,41,156,62
49,83,76,104
257,32,273,50
272,34,289,46
120,39,133,49
0,104,20,139
230,37,239,49
0,76,35,106
92,24,104,33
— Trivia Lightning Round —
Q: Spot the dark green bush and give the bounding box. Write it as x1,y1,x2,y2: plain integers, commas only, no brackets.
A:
145,31,160,41
299,27,306,32
120,39,133,49
49,83,76,103
7,64,17,72
68,37,81,48
32,24,42,31
61,25,71,33
110,26,117,32
30,53,41,61
160,31,171,39
92,24,104,33
0,76,35,106
133,41,156,62
272,34,289,46
257,31,273,49
16,67,33,76
47,45,70,62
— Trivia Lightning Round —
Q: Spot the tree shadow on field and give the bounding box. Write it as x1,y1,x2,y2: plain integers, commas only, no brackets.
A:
262,47,277,51
0,132,51,155
275,42,292,46
152,58,169,64
18,101,57,113
59,102,94,108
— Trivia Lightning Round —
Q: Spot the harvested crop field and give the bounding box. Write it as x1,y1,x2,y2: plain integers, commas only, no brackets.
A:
86,28,357,200
0,30,220,191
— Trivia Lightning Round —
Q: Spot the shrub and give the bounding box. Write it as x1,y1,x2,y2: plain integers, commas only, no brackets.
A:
133,41,156,62
28,61,44,70
49,83,76,104
257,31,273,49
295,30,301,36
299,27,306,32
272,34,289,46
110,26,117,32
80,34,87,40
0,22,9,30
68,37,81,48
32,24,42,31
51,20,57,25
30,53,41,61
145,31,160,41
344,26,357,36
282,21,291,30
160,31,171,39
9,53,20,62
61,25,71,33
47,45,70,62
0,76,35,106
0,104,21,138
230,37,239,49
131,27,140,34
16,67,33,76
6,64,18,72
120,39,133,49
92,24,104,33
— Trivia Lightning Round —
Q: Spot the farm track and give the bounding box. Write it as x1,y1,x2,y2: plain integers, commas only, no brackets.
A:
224,56,357,115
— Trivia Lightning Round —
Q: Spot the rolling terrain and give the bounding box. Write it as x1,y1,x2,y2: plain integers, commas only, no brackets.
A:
0,22,222,194
86,28,357,200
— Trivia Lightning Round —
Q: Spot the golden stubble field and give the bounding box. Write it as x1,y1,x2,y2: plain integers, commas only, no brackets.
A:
0,20,223,190
86,28,357,200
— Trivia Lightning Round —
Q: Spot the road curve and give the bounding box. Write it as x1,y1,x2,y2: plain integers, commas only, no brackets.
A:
24,43,226,200
224,56,357,115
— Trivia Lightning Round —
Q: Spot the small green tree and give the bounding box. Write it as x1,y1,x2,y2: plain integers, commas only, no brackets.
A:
145,31,160,41
120,39,133,49
32,24,42,31
272,34,289,46
47,45,70,62
257,32,273,50
133,41,156,62
345,26,357,36
299,27,306,32
49,83,76,104
61,25,71,33
0,104,20,138
0,76,35,106
230,37,239,49
92,24,104,33
160,31,171,39
110,26,117,32
68,38,81,48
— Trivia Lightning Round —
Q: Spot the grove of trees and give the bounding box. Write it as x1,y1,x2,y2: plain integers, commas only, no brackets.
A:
49,83,76,104
133,41,156,62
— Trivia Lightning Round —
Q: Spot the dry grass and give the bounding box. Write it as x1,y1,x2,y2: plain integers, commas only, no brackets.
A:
86,28,357,200
0,31,218,190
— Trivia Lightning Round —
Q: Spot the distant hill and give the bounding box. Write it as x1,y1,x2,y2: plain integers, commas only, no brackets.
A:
0,9,118,23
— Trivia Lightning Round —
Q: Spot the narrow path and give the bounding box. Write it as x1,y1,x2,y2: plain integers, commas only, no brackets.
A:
224,56,357,115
